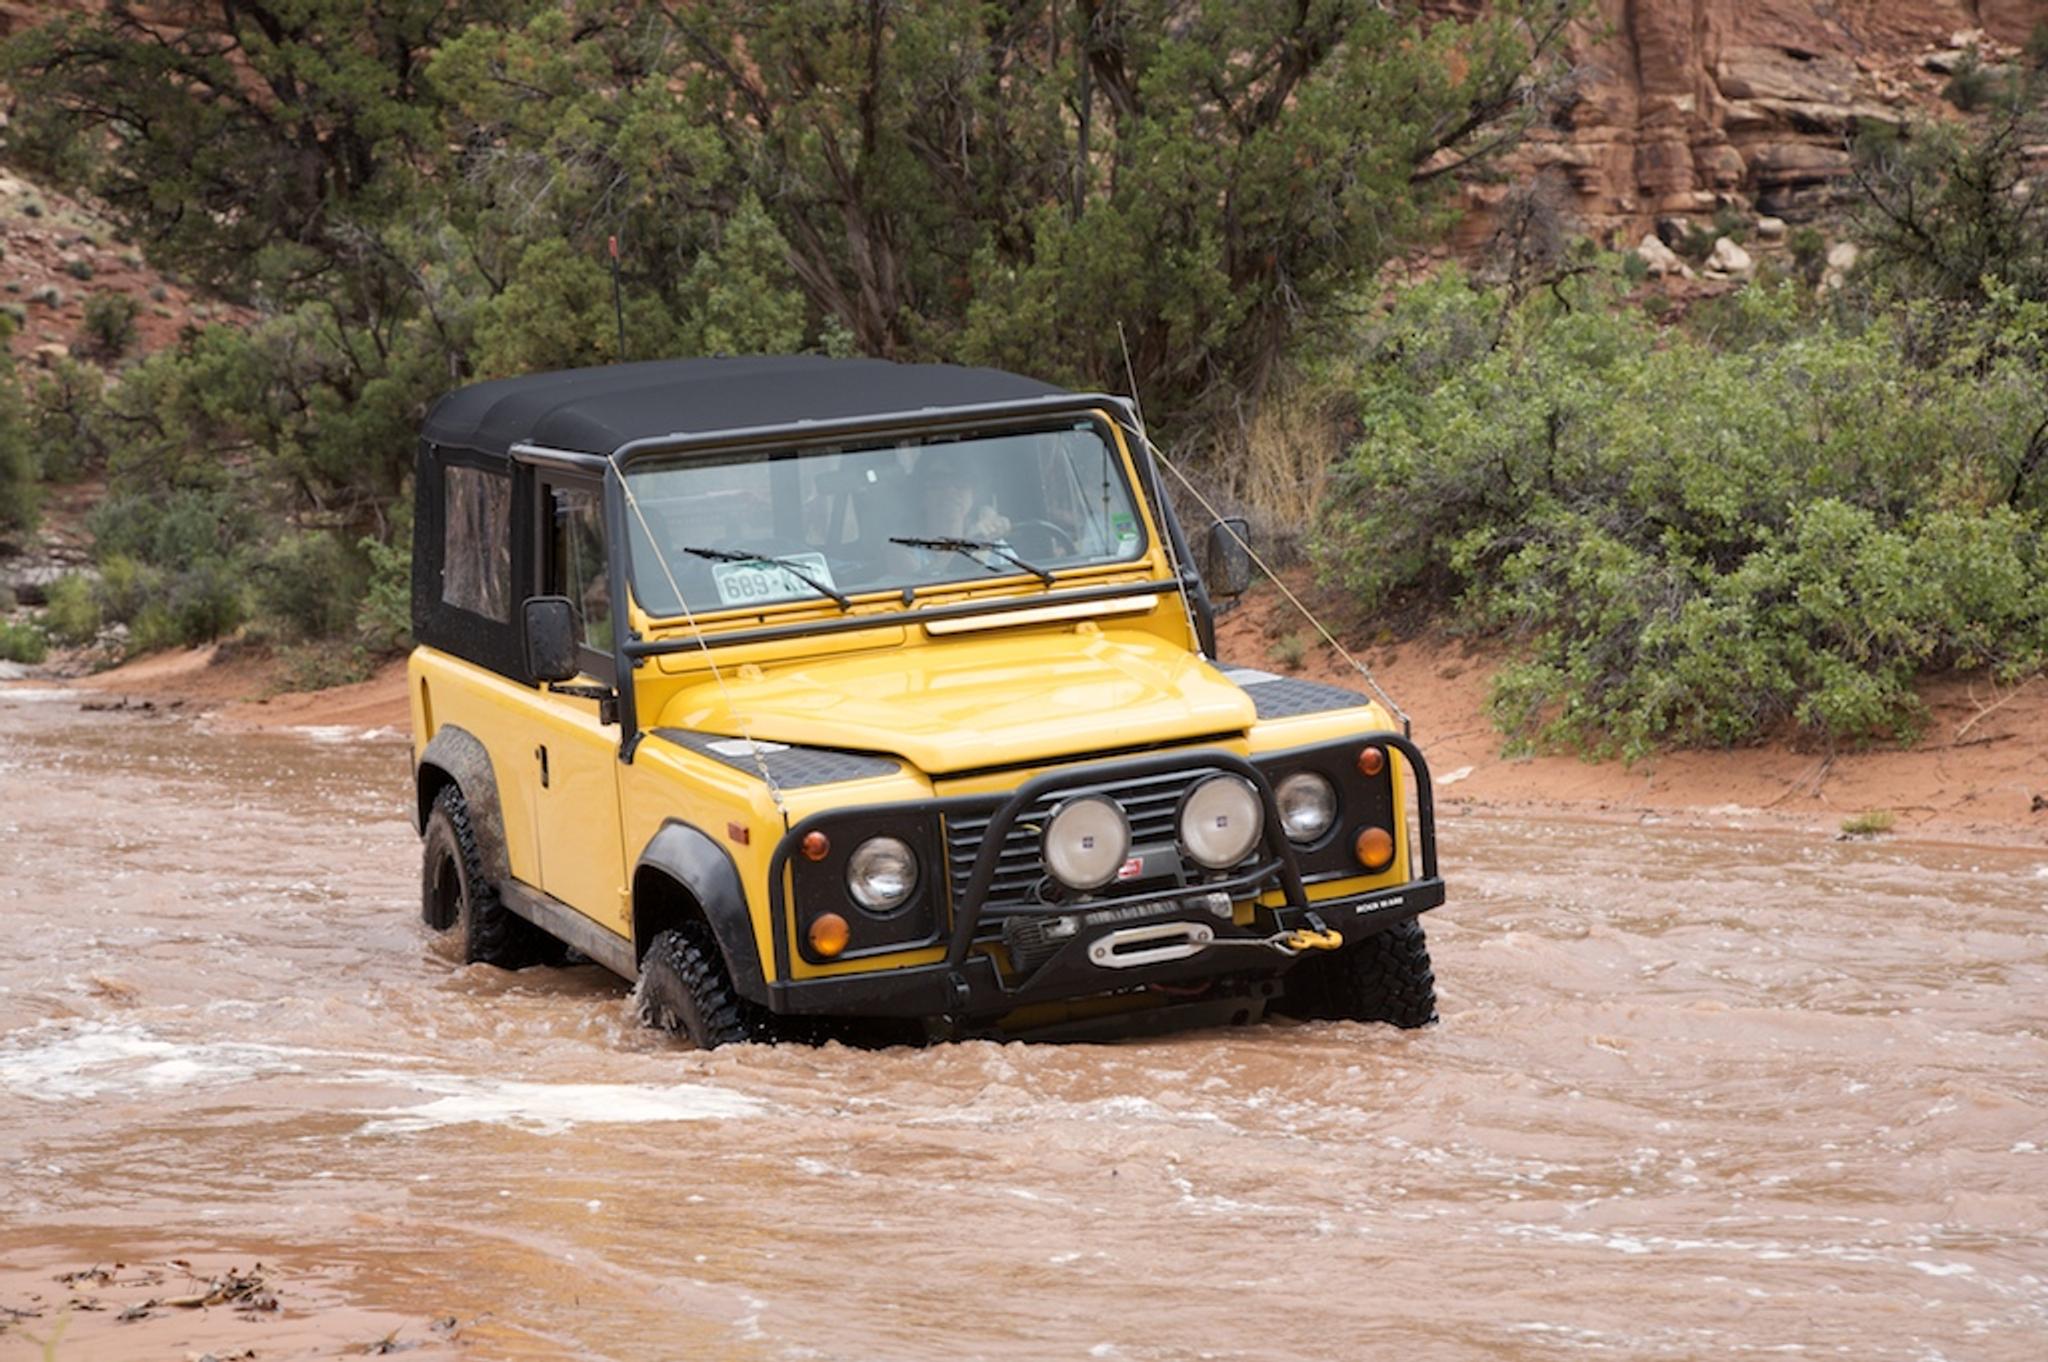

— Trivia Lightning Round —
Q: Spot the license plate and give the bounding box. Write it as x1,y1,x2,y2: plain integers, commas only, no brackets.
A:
710,553,836,607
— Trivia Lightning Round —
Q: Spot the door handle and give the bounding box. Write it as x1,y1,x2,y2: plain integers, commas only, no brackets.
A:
535,743,550,788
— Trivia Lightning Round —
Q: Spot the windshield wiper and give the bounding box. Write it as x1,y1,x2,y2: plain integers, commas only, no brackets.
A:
889,536,1054,586
680,545,852,610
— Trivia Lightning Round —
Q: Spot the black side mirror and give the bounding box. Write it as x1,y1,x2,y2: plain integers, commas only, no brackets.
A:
523,595,581,683
1204,517,1253,598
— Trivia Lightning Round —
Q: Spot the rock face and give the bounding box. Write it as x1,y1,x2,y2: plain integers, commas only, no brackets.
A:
1634,233,1690,278
1470,0,2048,240
1702,235,1754,278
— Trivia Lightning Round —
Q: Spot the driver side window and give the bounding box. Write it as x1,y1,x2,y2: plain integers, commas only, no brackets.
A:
545,483,612,660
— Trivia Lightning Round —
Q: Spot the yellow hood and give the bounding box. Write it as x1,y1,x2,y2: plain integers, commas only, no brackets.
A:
654,629,1254,774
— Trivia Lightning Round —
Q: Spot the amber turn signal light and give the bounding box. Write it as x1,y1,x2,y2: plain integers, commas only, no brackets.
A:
808,911,851,957
1357,745,1386,777
1354,826,1395,871
801,830,832,862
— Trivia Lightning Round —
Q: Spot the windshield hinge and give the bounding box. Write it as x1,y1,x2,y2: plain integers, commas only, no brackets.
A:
549,683,619,726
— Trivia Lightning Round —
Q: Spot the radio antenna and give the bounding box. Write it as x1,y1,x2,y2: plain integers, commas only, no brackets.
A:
608,235,628,362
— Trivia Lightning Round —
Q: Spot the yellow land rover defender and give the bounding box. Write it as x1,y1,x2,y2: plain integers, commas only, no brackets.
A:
408,357,1444,1046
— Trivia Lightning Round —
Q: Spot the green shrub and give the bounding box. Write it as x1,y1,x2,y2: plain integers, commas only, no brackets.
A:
125,560,244,649
1788,226,1827,286
64,257,95,281
1318,270,2048,757
0,325,33,533
26,358,106,482
90,547,244,650
0,619,48,664
252,529,368,642
87,490,254,569
41,573,102,644
1943,50,1995,112
356,503,413,654
81,293,139,358
1851,108,2048,308
92,553,158,625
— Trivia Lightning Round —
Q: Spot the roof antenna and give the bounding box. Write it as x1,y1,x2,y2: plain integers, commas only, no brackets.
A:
608,235,628,362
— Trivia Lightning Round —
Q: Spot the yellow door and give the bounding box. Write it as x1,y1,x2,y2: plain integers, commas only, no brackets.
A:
530,478,629,934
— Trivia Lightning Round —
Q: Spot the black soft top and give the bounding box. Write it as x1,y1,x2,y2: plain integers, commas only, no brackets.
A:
420,355,1067,459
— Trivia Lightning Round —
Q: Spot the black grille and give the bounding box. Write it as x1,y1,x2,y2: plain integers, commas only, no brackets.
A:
943,766,1224,925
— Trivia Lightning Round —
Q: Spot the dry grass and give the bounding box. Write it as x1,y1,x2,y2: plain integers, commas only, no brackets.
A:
1839,809,1896,837
1202,379,1352,566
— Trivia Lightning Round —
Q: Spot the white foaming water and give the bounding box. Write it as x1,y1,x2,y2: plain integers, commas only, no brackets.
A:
0,1025,761,1136
288,724,404,744
355,1074,765,1135
0,686,78,703
0,1024,304,1101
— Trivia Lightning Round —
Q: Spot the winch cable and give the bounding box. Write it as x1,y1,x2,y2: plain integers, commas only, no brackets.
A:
1135,427,1411,738
610,460,789,818
1113,327,1409,735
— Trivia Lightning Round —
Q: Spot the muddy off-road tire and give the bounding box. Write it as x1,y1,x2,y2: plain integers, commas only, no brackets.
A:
421,785,562,969
633,927,762,1050
1276,917,1438,1030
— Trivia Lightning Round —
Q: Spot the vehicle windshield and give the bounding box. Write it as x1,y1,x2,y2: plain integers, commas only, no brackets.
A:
623,420,1148,619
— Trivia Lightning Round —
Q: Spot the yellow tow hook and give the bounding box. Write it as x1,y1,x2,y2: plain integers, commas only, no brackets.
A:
1278,927,1344,954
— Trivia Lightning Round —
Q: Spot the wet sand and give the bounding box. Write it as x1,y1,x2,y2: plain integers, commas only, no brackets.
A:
3,687,2046,1360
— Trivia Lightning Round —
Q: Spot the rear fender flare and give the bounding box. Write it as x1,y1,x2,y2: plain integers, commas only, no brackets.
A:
415,725,511,888
636,821,768,1005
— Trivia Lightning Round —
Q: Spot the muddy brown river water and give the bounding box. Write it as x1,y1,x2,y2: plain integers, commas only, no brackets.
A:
2,687,2046,1361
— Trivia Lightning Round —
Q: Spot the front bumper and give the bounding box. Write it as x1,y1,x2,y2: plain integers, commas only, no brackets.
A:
764,732,1442,1023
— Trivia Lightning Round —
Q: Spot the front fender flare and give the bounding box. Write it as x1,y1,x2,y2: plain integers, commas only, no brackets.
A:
636,821,768,1005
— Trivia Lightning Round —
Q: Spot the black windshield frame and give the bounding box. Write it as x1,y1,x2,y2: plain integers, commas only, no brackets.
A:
616,406,1154,627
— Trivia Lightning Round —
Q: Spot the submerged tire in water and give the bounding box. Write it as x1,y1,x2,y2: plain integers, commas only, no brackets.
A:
1276,917,1438,1029
419,784,562,969
634,927,760,1050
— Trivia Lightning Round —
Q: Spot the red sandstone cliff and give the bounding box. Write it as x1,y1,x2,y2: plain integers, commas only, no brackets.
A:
1490,0,2048,239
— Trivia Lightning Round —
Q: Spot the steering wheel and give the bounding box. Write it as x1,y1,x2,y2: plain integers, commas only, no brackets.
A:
1005,519,1079,558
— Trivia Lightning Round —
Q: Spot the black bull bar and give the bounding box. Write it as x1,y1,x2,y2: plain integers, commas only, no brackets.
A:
763,732,1445,1020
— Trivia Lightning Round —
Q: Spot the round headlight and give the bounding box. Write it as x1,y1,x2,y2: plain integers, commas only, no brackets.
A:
1179,775,1263,869
1042,795,1131,891
1275,771,1337,843
846,836,918,912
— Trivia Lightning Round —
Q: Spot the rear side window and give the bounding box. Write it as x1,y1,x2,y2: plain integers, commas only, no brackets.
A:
442,465,511,621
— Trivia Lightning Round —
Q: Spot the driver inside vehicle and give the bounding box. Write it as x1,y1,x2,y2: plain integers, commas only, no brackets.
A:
884,451,1011,576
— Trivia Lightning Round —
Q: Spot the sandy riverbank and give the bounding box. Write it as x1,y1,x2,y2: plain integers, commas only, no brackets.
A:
1214,589,2048,849
21,587,2046,849
64,644,412,736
